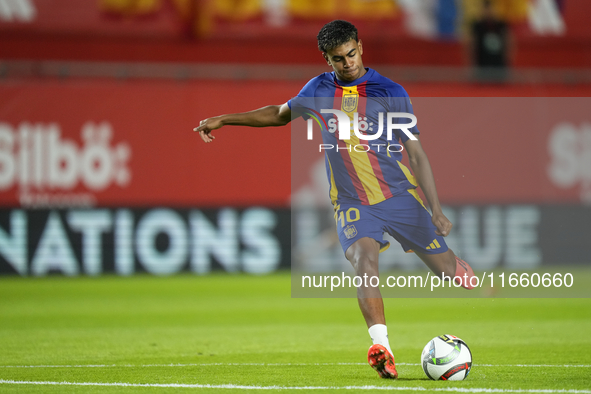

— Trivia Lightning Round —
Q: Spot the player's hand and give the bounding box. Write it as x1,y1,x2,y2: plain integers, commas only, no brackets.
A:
432,212,452,237
194,117,223,143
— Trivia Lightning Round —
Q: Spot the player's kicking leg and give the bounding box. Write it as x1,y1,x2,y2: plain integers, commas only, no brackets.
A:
345,237,398,379
415,249,476,290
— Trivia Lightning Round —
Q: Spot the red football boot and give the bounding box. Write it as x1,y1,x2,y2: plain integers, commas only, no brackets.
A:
454,256,476,290
367,344,398,379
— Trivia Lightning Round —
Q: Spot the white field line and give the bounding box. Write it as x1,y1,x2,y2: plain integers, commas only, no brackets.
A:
0,379,590,393
0,363,590,369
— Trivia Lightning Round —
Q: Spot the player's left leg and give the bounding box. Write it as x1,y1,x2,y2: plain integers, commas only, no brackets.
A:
415,249,476,290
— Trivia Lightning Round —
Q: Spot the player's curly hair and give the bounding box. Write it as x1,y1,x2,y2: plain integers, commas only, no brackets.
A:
317,20,359,53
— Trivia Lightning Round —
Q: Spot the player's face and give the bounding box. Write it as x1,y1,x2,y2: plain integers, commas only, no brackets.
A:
323,39,365,82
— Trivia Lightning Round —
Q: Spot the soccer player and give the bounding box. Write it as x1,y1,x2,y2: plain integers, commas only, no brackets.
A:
194,20,476,379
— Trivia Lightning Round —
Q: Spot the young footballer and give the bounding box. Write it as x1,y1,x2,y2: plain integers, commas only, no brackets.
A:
194,20,476,379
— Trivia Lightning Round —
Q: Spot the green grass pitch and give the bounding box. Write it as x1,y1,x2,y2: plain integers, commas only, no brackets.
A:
0,272,590,393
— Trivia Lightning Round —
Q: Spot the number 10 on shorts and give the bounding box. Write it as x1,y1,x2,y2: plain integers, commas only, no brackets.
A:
336,207,360,228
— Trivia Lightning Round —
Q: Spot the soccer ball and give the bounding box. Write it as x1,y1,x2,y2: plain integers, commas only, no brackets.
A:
421,334,472,381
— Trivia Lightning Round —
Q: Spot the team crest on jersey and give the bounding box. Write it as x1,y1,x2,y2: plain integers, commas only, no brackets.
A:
342,94,358,113
343,224,358,239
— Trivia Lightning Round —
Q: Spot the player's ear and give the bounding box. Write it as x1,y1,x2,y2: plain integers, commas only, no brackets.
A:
358,40,363,56
322,52,331,66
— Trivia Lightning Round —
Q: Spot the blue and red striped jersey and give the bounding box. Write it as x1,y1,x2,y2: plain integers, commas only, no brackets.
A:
288,68,420,206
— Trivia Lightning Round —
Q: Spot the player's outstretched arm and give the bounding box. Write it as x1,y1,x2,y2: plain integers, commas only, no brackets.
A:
404,136,452,237
194,103,291,143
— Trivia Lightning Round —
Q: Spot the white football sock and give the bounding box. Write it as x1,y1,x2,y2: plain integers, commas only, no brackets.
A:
368,324,393,355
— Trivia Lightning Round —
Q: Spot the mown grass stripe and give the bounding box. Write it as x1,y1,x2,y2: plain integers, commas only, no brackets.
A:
0,379,590,393
1,363,590,368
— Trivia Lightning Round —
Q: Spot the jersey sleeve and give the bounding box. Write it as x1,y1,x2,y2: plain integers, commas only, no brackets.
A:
387,85,420,143
287,75,325,120
287,75,323,109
